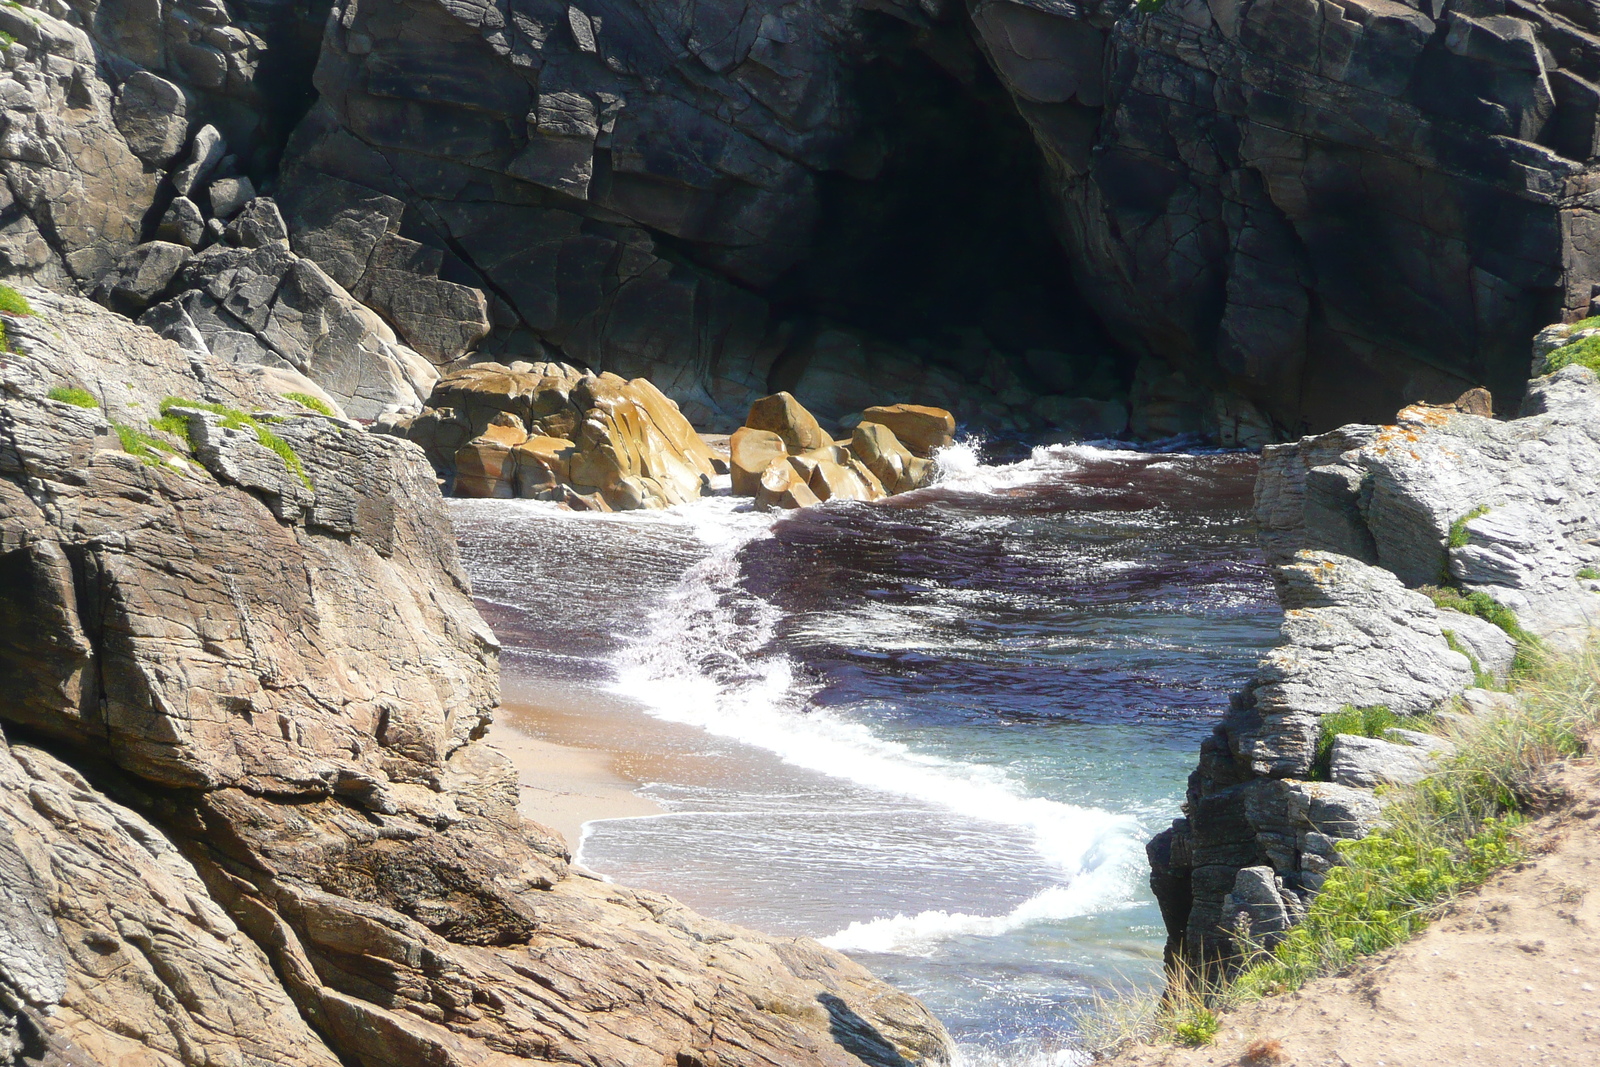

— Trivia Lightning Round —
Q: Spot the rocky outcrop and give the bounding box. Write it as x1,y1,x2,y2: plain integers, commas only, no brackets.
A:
264,0,1600,439
386,360,721,508
0,288,952,1065
140,228,443,419
1151,358,1600,965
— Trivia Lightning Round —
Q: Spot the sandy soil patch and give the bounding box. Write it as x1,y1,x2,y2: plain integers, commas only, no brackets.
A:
1109,758,1600,1067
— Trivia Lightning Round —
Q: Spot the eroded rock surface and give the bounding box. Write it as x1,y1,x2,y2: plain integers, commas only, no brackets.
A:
0,288,953,1066
1151,362,1600,964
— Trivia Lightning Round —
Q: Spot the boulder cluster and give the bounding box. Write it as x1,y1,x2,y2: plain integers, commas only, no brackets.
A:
730,394,954,509
382,359,956,511
382,360,721,510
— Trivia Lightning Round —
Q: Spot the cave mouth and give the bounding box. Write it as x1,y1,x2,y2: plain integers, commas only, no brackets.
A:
765,13,1131,416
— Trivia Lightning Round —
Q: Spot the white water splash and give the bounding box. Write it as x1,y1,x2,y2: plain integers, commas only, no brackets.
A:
602,486,1146,956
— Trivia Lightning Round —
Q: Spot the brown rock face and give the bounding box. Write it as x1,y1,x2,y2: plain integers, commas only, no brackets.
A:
747,392,834,454
0,289,953,1067
393,362,720,509
730,393,945,508
859,405,957,459
730,426,789,496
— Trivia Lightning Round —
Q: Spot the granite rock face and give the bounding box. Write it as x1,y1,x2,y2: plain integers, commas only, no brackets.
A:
0,289,954,1066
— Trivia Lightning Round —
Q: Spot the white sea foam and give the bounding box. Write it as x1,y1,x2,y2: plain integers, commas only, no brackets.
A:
602,490,1146,956
924,438,1161,496
820,874,1138,957
953,1043,1090,1067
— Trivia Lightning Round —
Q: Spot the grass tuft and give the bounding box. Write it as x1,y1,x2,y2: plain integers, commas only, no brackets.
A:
159,397,313,492
281,391,335,417
112,423,186,469
1447,505,1489,550
1312,704,1433,780
1442,629,1498,690
1545,333,1600,375
1423,585,1542,676
1579,566,1600,581
0,284,33,316
47,385,98,408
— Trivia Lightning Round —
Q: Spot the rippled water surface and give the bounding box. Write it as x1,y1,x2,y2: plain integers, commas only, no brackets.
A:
451,443,1281,1065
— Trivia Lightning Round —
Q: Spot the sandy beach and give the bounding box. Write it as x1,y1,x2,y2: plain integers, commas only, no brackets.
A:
487,719,662,850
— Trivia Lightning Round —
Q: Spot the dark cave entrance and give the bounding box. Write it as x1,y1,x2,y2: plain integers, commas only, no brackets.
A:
765,14,1129,409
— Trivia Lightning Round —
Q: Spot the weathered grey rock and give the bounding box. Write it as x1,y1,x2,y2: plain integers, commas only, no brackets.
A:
1461,686,1522,721
207,175,257,219
1233,551,1475,778
1220,866,1300,948
1,287,953,1067
172,123,226,197
152,241,440,419
156,195,206,248
226,196,290,248
0,6,159,289
1438,608,1518,682
1250,369,1600,646
111,70,189,165
1330,734,1436,789
278,170,491,363
1255,425,1385,570
89,240,191,316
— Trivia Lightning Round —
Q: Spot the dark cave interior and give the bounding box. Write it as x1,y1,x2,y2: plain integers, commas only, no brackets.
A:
764,15,1131,404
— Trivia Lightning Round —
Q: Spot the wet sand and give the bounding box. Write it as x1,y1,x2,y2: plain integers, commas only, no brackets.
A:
487,676,748,851
487,717,662,849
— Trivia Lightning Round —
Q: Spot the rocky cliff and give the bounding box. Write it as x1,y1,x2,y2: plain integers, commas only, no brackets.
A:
0,288,952,1066
1150,360,1600,964
9,0,1600,441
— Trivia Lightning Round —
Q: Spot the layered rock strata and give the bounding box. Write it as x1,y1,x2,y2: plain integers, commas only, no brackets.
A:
1151,360,1600,964
0,289,953,1066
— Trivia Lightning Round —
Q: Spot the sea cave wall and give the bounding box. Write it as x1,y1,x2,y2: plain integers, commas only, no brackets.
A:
9,0,1600,439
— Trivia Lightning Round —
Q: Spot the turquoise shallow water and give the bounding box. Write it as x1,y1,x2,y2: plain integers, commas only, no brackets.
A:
451,443,1282,1066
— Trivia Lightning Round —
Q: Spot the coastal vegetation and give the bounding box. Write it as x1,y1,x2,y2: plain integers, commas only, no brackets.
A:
47,385,99,408
0,282,33,351
1077,638,1599,1054
157,397,314,491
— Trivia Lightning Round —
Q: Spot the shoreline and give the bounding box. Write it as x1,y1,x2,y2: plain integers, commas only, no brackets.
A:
488,694,665,851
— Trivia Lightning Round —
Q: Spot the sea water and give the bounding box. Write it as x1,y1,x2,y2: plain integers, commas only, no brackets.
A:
449,442,1281,1065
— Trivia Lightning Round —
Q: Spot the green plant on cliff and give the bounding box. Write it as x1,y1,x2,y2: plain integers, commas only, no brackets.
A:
1442,630,1497,690
1446,504,1490,550
159,397,314,491
1422,585,1542,676
1310,704,1433,780
282,391,336,417
0,282,34,351
113,423,187,469
47,386,98,409
1545,333,1600,375
1580,566,1600,581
